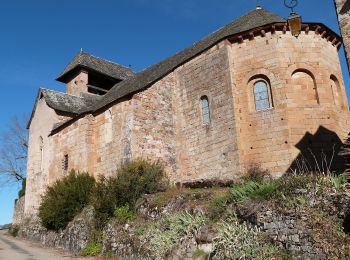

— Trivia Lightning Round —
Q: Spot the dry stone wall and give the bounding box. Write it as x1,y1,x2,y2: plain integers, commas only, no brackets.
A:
12,196,25,225
17,189,350,259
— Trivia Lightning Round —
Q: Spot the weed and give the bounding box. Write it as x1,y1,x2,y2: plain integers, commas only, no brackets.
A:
213,213,290,259
146,212,206,259
243,164,270,183
81,241,102,256
9,225,19,237
114,204,136,224
229,180,278,203
192,248,209,259
103,251,113,258
330,174,347,191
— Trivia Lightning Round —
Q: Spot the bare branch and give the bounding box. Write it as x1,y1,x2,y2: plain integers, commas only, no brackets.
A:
0,115,28,184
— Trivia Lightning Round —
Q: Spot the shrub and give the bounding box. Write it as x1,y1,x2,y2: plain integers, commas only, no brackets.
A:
91,176,120,230
38,171,95,231
115,159,168,206
209,196,228,221
243,164,270,183
91,159,167,229
114,204,136,224
18,178,26,198
9,225,19,237
81,241,102,256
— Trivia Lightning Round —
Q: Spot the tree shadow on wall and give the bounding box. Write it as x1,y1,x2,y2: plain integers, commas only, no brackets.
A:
287,126,345,175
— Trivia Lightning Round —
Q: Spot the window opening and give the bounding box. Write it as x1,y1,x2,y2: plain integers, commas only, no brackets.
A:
253,81,271,111
201,96,211,124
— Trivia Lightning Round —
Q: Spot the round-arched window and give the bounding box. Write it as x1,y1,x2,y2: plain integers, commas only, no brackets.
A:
200,96,210,124
253,81,271,111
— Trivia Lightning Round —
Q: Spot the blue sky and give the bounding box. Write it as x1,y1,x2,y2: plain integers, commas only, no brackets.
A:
0,0,348,224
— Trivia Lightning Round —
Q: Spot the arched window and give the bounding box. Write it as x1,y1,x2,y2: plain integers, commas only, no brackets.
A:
253,81,271,111
200,96,210,124
291,69,319,106
105,109,113,143
330,75,345,109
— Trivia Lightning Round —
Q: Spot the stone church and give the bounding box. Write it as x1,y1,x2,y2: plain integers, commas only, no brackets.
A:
25,7,350,217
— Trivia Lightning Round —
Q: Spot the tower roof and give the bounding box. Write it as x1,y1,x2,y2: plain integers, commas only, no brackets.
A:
56,51,135,83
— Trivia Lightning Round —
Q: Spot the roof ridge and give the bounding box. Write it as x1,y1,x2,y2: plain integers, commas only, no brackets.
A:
80,51,134,71
57,51,136,82
91,7,286,112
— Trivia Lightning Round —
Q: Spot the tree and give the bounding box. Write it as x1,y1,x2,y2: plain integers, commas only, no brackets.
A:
0,115,28,184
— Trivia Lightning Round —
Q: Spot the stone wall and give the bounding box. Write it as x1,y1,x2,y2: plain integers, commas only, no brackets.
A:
66,70,88,96
25,25,350,218
18,207,94,255
12,196,25,225
132,74,178,182
335,0,350,73
231,30,350,175
18,188,349,259
173,42,242,183
25,98,68,217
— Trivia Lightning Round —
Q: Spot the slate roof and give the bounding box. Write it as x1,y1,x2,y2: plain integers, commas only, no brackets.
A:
27,88,101,129
56,51,135,83
42,88,100,113
91,7,286,112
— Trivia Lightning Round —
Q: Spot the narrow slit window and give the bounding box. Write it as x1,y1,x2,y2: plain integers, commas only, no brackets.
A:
39,136,43,172
253,81,271,111
63,154,69,172
201,96,211,124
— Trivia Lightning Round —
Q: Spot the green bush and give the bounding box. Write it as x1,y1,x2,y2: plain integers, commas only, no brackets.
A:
91,159,167,229
9,225,19,237
91,176,120,230
38,171,96,231
18,178,26,198
115,159,168,206
81,241,102,256
114,204,136,224
209,196,228,221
